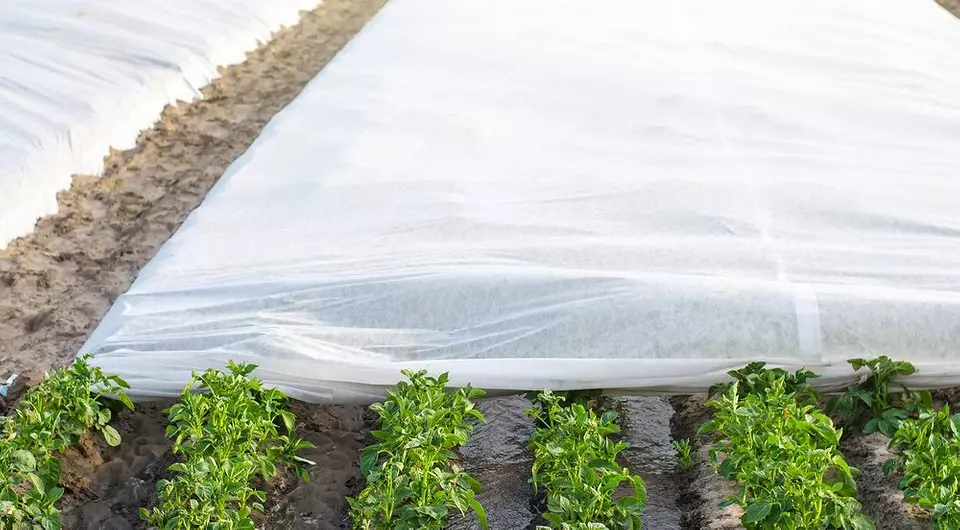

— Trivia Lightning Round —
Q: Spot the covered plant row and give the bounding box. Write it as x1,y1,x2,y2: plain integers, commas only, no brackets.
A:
1,356,958,529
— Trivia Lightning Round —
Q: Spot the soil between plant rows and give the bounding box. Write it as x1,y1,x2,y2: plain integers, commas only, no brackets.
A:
1,1,959,529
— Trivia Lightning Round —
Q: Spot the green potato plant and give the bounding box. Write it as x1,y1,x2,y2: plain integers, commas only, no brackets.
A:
700,374,874,530
524,389,616,424
886,405,960,528
0,354,133,530
347,370,488,530
140,361,315,529
526,390,646,530
708,362,820,405
827,357,932,437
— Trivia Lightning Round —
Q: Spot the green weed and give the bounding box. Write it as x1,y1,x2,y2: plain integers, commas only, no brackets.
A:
673,438,694,471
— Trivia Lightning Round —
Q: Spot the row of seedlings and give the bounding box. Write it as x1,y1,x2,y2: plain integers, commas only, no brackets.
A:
5,355,953,527
140,361,315,528
699,363,875,529
525,390,647,529
1,355,133,529
347,370,489,530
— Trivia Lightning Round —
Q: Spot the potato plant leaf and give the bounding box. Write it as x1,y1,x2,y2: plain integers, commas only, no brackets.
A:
742,501,772,524
101,425,122,447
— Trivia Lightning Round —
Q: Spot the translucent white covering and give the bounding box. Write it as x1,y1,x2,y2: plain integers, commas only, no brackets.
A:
0,0,319,247
83,0,960,402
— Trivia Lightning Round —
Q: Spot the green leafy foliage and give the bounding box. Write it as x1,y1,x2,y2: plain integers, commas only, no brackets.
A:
140,361,315,529
526,390,646,530
708,362,819,405
347,370,488,530
700,373,874,530
826,357,931,437
886,405,960,528
673,438,694,471
0,354,133,529
524,390,615,424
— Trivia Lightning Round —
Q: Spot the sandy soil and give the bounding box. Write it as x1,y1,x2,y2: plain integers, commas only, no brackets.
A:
1,0,959,529
937,0,960,18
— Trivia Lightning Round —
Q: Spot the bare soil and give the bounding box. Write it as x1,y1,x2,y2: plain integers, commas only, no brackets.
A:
1,1,959,529
937,0,960,18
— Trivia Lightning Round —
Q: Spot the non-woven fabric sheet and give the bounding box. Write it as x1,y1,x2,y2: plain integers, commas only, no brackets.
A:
82,0,960,402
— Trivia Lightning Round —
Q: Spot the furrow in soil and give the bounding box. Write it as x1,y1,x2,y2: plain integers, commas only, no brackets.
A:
840,432,930,530
265,403,369,530
669,395,742,530
448,395,538,530
618,396,683,530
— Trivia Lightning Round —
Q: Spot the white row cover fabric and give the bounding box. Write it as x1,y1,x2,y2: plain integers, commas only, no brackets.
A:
0,0,319,247
83,0,960,403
